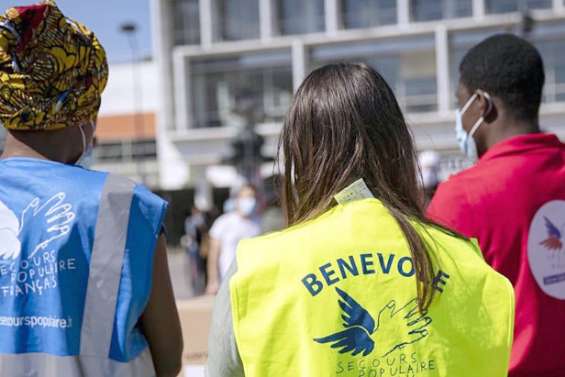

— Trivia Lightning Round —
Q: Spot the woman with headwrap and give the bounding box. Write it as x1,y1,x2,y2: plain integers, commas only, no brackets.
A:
0,2,182,376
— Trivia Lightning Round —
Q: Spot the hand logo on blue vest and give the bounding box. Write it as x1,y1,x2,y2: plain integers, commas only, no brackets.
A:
314,287,432,357
0,193,76,261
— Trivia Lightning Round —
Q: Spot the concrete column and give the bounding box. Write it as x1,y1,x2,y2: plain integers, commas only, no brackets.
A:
435,25,451,115
398,0,410,27
150,0,190,189
173,51,191,131
151,0,174,132
260,0,276,40
200,0,214,47
325,0,341,35
554,0,565,13
473,0,486,19
292,41,308,92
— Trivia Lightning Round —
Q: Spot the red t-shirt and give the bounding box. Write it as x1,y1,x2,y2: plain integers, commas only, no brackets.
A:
428,133,565,377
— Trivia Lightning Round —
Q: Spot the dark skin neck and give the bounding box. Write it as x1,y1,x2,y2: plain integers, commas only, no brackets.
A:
477,108,541,156
0,126,89,164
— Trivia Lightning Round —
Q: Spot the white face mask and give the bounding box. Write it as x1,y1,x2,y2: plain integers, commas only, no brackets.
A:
238,197,257,217
76,122,95,169
455,91,491,162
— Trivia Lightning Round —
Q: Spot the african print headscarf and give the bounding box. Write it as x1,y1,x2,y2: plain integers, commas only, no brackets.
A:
0,0,108,131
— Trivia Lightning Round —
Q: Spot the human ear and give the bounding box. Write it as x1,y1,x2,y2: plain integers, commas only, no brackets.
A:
478,92,497,123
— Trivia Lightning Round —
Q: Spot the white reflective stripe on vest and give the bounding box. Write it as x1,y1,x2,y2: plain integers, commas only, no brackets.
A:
0,348,154,377
80,174,135,356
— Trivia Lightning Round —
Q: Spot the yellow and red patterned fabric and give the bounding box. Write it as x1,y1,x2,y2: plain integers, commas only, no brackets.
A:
0,0,108,131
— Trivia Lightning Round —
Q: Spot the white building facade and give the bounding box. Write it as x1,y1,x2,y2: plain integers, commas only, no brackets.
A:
151,0,565,190
94,61,160,188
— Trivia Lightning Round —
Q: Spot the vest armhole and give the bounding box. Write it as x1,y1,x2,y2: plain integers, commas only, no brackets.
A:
504,277,516,352
228,274,247,376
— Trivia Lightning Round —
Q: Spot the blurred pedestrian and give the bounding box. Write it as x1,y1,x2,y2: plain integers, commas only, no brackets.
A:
427,34,565,377
418,150,441,206
0,2,182,376
207,63,514,377
183,205,216,295
205,184,261,294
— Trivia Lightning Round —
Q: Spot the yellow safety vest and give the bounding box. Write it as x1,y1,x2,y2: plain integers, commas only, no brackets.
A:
230,198,514,377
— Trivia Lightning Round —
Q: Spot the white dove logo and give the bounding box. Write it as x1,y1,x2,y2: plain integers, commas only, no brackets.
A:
0,193,76,262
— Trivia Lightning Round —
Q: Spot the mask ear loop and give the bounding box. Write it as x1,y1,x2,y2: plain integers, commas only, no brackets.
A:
79,125,87,155
481,91,493,116
460,93,478,115
468,91,493,138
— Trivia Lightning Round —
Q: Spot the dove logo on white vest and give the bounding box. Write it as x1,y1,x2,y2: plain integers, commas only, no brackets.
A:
0,193,76,262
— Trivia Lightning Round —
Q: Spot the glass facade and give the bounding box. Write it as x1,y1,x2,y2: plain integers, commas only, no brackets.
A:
94,140,157,163
173,0,200,45
190,50,293,128
485,0,552,14
277,0,325,35
174,1,565,130
217,0,260,41
411,0,472,21
310,35,438,113
341,0,397,28
531,22,565,103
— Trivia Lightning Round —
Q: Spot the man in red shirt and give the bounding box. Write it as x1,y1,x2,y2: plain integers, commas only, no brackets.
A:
428,34,565,377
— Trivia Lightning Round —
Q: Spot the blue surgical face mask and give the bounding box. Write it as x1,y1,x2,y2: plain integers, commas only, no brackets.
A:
223,198,236,213
76,122,95,169
238,197,257,217
455,92,490,162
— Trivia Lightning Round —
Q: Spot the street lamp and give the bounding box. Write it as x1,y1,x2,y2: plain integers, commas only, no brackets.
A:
119,22,147,185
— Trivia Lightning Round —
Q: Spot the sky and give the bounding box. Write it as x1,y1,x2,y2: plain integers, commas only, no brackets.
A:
0,0,153,63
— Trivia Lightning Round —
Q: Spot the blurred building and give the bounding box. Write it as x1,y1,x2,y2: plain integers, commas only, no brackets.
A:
150,0,565,189
95,60,160,188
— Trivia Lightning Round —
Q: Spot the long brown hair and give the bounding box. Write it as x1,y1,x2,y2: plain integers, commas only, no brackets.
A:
279,63,438,311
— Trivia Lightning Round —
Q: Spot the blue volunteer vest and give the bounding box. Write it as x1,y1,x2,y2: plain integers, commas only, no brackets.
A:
0,157,167,376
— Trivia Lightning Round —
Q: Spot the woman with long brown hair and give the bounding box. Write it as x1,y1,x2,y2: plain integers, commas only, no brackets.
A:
207,63,514,377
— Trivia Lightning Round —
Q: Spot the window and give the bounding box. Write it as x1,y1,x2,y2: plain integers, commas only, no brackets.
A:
95,142,124,162
94,140,157,163
190,50,293,128
530,22,565,103
132,140,158,160
277,0,325,35
341,0,397,29
173,0,200,45
411,0,472,22
485,0,551,14
310,36,438,113
216,0,260,41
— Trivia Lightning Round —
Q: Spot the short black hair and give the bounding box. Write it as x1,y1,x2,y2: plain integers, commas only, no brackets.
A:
460,33,545,121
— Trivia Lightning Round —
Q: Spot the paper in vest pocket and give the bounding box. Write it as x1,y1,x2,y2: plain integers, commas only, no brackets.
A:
334,179,374,205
